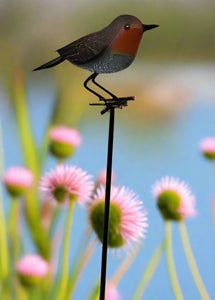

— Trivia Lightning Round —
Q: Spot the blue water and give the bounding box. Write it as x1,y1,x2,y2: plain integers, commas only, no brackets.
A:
1,70,215,299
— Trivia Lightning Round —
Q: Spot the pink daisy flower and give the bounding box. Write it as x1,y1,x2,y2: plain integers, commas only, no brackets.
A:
16,254,49,287
105,282,121,300
49,126,82,159
199,137,215,160
152,176,196,221
3,166,33,197
89,185,148,249
39,165,94,206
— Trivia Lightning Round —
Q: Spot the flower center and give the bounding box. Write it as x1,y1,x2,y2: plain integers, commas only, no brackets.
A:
157,190,182,221
203,151,215,160
90,201,124,248
53,186,67,203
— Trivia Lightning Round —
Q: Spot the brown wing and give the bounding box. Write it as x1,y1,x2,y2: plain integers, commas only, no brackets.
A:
57,30,111,65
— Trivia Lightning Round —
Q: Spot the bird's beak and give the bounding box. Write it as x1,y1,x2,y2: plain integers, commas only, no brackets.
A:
143,24,159,32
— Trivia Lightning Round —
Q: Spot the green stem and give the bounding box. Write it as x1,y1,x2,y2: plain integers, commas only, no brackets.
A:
13,279,28,300
56,200,75,300
179,222,210,300
8,198,20,260
66,239,96,299
88,281,100,300
165,221,184,300
112,245,140,285
0,192,9,281
132,241,164,300
27,286,40,300
49,206,60,238
57,159,64,165
0,121,9,295
39,126,51,171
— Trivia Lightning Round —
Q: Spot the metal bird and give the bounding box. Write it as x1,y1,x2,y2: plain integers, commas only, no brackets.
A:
33,15,159,102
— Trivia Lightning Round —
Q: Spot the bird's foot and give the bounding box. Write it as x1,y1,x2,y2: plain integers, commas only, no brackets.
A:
90,96,135,114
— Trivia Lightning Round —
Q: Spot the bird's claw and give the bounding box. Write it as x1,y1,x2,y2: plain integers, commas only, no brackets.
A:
90,96,135,114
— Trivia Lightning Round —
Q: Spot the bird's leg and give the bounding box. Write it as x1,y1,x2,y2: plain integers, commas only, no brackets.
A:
91,73,117,99
84,73,105,100
87,73,134,114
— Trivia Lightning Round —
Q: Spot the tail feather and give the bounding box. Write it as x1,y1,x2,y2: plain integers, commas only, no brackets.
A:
33,56,65,71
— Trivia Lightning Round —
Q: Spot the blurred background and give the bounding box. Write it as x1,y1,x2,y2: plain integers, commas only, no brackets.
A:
1,0,215,299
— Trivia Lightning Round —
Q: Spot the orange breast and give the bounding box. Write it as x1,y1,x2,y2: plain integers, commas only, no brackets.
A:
111,26,143,56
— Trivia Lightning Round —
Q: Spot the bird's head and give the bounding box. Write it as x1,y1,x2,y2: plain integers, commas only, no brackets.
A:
110,15,159,57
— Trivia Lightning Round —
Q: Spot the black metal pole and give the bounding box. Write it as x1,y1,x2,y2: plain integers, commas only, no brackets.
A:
99,107,115,300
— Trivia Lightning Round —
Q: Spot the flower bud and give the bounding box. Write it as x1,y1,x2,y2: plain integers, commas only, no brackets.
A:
16,255,49,287
199,137,215,160
3,167,33,197
49,126,82,159
152,176,196,221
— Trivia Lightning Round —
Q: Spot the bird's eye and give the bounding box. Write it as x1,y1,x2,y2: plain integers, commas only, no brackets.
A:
124,24,130,30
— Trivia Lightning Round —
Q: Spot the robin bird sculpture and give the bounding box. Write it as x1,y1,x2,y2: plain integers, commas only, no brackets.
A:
34,15,159,104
